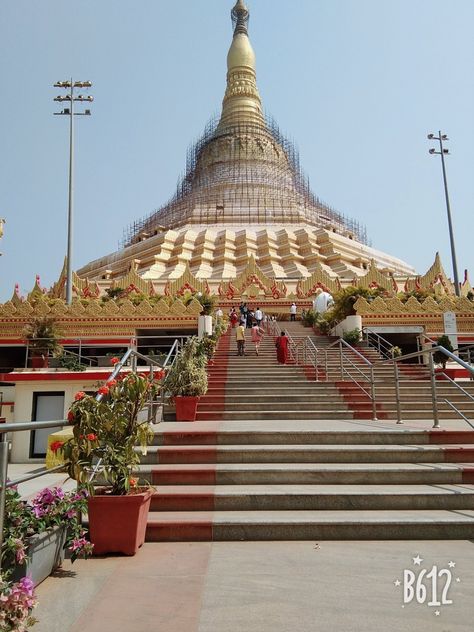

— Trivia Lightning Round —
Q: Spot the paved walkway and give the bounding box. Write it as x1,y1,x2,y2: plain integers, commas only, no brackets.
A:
34,540,474,631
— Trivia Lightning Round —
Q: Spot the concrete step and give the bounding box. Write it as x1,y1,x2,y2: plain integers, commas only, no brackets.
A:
145,509,474,541
145,461,474,486
198,411,356,421
151,428,474,446
148,484,474,512
139,443,474,464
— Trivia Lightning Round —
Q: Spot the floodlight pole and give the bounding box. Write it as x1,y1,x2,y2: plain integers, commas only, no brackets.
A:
54,80,93,304
428,131,460,297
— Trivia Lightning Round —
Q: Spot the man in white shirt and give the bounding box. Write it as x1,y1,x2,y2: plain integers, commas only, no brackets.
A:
254,307,263,325
290,303,297,321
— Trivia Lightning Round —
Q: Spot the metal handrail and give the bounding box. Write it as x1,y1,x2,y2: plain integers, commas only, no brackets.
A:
436,371,474,403
326,337,373,366
363,327,394,359
443,400,474,429
0,341,181,570
302,337,328,382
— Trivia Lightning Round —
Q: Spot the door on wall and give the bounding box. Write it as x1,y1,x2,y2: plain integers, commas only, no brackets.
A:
31,392,65,458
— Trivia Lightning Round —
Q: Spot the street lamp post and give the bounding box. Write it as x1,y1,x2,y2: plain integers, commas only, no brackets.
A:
427,131,460,297
54,80,93,304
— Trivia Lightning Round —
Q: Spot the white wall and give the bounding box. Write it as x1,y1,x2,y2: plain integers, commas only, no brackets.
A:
10,377,103,463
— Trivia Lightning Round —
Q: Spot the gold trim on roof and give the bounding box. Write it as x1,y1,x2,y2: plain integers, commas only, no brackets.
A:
164,262,210,297
296,261,340,297
353,259,398,295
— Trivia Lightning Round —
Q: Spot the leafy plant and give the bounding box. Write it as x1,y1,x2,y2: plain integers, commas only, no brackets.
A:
302,309,318,327
433,335,454,369
198,335,216,360
342,328,362,346
162,337,208,398
23,317,62,357
390,346,402,358
197,293,215,316
330,286,386,324
213,317,228,339
315,316,332,335
103,287,125,300
58,354,87,372
61,373,158,495
1,485,93,578
0,574,38,631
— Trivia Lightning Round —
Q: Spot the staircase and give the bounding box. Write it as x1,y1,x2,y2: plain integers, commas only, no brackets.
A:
139,324,474,541
288,322,474,421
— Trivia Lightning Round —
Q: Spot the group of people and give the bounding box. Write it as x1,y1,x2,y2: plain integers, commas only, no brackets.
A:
231,303,265,356
229,302,264,329
235,320,289,363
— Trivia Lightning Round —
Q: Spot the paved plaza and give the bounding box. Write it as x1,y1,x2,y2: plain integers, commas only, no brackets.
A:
33,540,474,632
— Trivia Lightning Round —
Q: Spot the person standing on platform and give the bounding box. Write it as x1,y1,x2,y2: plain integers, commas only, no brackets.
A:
251,322,264,355
290,303,297,322
215,307,223,320
275,331,289,364
236,323,246,356
254,306,263,326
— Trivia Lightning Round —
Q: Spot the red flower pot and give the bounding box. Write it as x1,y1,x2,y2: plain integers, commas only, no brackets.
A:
174,396,200,422
31,355,48,368
88,488,153,556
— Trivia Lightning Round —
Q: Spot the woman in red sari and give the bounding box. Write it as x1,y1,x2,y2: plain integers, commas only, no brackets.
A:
275,331,289,364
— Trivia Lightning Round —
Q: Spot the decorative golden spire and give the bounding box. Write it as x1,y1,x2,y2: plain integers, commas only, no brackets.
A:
217,0,265,130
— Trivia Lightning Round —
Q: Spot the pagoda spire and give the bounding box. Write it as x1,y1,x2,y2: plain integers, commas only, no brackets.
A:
217,0,265,131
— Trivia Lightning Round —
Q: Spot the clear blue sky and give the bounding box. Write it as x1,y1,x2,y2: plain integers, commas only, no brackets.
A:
0,0,473,301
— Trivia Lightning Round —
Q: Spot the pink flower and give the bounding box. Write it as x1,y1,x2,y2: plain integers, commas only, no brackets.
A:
50,441,64,454
74,391,86,401
97,385,109,396
110,357,120,365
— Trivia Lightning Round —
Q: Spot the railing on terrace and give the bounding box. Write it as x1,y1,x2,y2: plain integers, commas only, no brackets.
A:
18,334,191,370
0,341,182,573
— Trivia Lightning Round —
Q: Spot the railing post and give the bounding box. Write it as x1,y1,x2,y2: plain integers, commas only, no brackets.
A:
0,433,9,572
324,349,328,382
393,361,403,424
370,366,378,421
315,349,319,382
429,353,440,429
339,343,344,380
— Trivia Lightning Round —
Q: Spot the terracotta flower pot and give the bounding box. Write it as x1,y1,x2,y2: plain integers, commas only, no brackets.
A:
174,395,200,421
88,488,153,556
31,354,48,368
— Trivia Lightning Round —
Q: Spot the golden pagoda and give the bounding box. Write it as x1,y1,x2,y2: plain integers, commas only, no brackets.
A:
77,0,416,295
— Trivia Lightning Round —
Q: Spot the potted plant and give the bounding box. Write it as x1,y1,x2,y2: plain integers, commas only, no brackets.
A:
342,328,362,346
23,317,62,368
433,334,455,379
1,485,92,588
162,337,208,421
61,372,157,555
0,575,38,631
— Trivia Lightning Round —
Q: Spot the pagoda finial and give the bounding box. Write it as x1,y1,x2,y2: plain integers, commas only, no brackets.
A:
232,0,249,36
218,0,264,130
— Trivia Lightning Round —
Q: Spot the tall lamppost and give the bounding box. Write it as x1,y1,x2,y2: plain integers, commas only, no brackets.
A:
427,131,460,297
54,80,93,304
